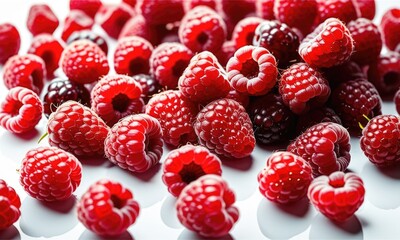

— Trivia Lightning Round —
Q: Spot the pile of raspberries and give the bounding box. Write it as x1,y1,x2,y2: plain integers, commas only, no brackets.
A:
0,0,400,237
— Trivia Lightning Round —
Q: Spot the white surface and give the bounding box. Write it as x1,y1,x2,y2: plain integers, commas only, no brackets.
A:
0,1,399,239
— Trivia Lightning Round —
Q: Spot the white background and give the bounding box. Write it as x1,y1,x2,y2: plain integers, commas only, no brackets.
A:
0,0,399,239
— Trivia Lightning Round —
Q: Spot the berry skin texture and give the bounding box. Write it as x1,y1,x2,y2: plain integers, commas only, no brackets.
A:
194,98,255,158
279,62,331,115
315,0,359,25
91,75,144,127
61,10,94,42
20,146,82,202
308,172,365,222
380,8,400,51
395,89,400,114
27,4,59,36
162,145,222,197
227,45,277,96
0,179,21,230
296,107,342,134
356,0,375,20
258,151,313,204
288,122,351,177
299,18,354,68
231,17,264,49
176,175,239,238
256,0,275,20
47,101,109,157
360,115,400,167
367,52,400,95
77,179,140,236
0,23,20,64
131,74,161,103
60,39,109,84
137,0,184,25
70,0,102,18
96,3,136,39
119,15,159,45
219,0,256,24
104,114,163,173
183,0,217,12
0,87,43,134
67,30,108,55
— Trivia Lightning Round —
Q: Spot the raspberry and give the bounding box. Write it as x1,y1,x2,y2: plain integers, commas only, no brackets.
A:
215,41,236,67
138,0,184,25
0,23,20,64
114,36,153,76
219,0,256,24
315,0,359,25
27,4,59,36
179,51,230,103
179,6,227,53
356,0,375,20
380,8,400,51
395,89,400,114
258,151,313,204
123,0,136,8
194,98,255,158
3,54,45,94
20,146,82,202
330,79,382,134
225,88,250,108
150,42,193,89
70,0,102,18
27,34,65,78
162,145,222,197
183,0,217,12
367,52,400,96
256,0,275,20
67,30,108,54
91,75,144,127
288,122,351,176
77,179,140,236
96,3,136,39
176,175,239,237
119,15,159,45
60,40,109,84
43,78,91,118
61,10,94,42
132,74,161,103
146,90,198,147
308,172,365,222
323,61,366,87
231,17,264,49
279,63,330,115
299,18,354,68
296,107,342,134
0,179,21,230
104,114,163,172
0,87,42,134
253,20,300,68
47,101,109,157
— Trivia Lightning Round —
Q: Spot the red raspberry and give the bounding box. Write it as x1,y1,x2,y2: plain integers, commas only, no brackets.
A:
77,179,140,236
123,0,136,8
296,107,342,134
356,0,375,20
256,0,275,20
323,61,366,87
279,63,331,114
132,74,161,103
176,175,239,237
47,101,109,157
380,8,400,51
114,36,153,76
258,151,313,204
27,34,65,78
194,98,255,158
308,172,365,222
179,51,230,104
91,75,144,127
146,90,198,147
20,146,82,202
119,15,159,45
137,0,184,25
104,114,163,172
225,88,250,108
27,4,59,36
0,179,21,230
231,17,264,49
96,3,136,39
315,0,359,25
395,89,400,114
288,122,351,176
162,145,222,197
219,0,256,24
0,87,43,134
70,0,102,18
227,45,277,96
179,6,227,53
0,23,20,65
367,52,400,95
3,54,45,94
67,30,108,55
150,42,193,89
215,40,236,67
61,10,94,42
299,18,354,68
183,0,217,12
60,40,109,84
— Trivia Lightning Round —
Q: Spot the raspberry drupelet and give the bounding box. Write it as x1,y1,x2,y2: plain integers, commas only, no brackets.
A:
380,8,400,51
0,23,20,64
70,0,102,18
315,0,359,25
61,10,94,42
27,4,59,36
96,3,135,39
67,30,108,54
0,179,21,230
231,17,264,49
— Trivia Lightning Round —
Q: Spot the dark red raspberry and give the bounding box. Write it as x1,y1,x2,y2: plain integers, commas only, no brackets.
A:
77,179,140,236
395,89,400,114
380,8,400,51
96,3,136,39
47,101,109,157
146,90,198,147
104,114,163,172
119,15,159,45
256,0,275,20
132,74,161,103
114,36,153,76
323,61,366,87
225,88,250,108
150,42,193,89
315,0,359,25
0,23,20,64
67,30,108,54
176,175,239,238
194,98,255,158
137,0,184,25
179,6,227,53
219,0,256,24
231,17,263,49
215,40,236,67
3,54,45,94
308,172,365,222
288,122,351,176
27,4,59,36
253,20,300,68
162,145,222,197
367,52,400,96
0,179,21,230
299,18,354,68
60,40,109,84
279,63,330,114
356,0,375,20
123,0,136,8
61,10,94,42
296,107,342,134
70,0,102,18
258,151,313,204
183,0,217,12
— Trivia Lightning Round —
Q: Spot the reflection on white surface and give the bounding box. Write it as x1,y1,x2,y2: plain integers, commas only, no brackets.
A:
177,229,233,240
78,230,134,240
309,214,363,240
160,196,183,229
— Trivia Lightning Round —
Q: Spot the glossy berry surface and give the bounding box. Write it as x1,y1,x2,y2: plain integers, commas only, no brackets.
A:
0,23,20,64
231,17,264,49
61,10,94,42
380,8,400,51
315,0,359,25
67,30,108,54
138,0,184,25
367,52,400,95
0,179,21,230
70,0,102,18
96,3,135,39
27,4,59,36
